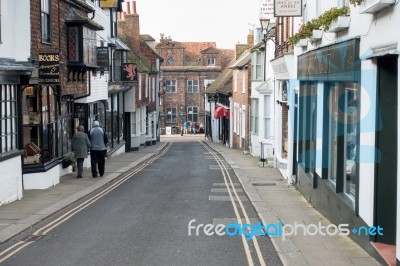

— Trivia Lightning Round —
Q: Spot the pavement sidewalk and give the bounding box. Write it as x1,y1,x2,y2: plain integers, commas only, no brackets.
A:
205,140,380,266
0,136,381,266
0,142,167,244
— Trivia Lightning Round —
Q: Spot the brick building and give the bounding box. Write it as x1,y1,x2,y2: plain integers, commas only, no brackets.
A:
118,0,162,149
231,44,252,150
155,37,234,134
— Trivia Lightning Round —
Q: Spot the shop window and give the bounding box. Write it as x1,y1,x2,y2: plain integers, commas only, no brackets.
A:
324,82,359,201
22,86,57,165
58,97,73,157
0,85,18,153
298,82,317,176
105,93,124,148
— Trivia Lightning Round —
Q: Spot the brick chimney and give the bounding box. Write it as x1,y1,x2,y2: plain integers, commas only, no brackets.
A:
118,0,140,53
235,44,249,59
247,30,254,46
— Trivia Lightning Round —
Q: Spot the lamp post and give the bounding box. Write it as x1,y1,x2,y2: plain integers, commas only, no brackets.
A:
260,18,276,81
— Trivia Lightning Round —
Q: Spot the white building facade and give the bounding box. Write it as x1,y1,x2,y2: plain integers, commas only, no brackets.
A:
287,0,399,263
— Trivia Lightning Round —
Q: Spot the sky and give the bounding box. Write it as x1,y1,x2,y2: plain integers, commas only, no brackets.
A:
135,0,261,50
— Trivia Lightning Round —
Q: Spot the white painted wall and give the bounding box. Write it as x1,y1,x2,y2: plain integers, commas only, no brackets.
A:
23,165,61,190
0,157,23,206
298,1,400,259
0,0,31,61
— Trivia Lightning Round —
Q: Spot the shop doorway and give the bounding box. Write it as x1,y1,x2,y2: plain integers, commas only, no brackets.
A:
374,55,397,245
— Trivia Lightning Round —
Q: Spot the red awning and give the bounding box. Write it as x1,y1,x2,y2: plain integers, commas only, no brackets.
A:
224,108,230,120
214,106,224,119
215,105,230,119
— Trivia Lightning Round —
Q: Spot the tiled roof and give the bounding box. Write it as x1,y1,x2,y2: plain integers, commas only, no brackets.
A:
205,59,235,95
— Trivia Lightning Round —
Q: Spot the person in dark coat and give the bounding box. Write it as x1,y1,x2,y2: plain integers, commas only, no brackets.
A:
71,125,91,178
89,121,108,178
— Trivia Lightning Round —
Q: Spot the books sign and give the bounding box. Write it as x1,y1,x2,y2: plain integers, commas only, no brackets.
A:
38,53,60,85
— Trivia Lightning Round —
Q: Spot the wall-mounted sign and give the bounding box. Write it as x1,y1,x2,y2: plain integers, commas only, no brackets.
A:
100,0,118,8
38,53,60,85
121,63,138,82
96,47,109,71
274,0,302,17
260,0,274,20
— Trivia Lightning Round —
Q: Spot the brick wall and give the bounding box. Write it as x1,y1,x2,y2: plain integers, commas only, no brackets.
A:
31,0,88,95
232,67,250,150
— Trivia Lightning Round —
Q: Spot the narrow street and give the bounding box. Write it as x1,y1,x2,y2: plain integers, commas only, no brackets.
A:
0,140,282,266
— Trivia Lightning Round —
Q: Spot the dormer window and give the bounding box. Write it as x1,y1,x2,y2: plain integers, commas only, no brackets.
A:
207,58,215,66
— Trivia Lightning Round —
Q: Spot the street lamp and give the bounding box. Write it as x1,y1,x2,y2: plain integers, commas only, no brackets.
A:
259,18,276,81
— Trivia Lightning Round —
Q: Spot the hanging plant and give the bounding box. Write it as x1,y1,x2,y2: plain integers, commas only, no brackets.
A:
289,6,350,45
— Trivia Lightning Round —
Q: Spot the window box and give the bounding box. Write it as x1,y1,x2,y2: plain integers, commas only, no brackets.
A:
360,0,395,13
295,39,308,47
310,30,323,41
328,16,350,32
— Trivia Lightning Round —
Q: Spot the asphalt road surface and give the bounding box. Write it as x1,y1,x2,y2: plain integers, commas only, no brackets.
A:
0,140,282,266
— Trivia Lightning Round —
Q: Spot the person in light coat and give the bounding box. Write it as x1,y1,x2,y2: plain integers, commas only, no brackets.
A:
71,125,91,178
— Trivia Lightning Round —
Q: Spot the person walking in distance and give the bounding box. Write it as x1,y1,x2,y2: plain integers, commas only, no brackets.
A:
89,121,108,178
71,125,91,178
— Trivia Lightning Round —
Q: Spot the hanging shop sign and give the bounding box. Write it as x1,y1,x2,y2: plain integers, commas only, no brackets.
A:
274,0,302,17
121,63,138,82
96,47,109,71
100,0,118,8
298,38,360,81
260,0,274,20
38,53,60,85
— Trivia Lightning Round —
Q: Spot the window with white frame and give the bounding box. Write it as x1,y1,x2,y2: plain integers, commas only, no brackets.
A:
251,99,259,134
165,80,177,93
241,105,246,138
207,58,215,66
152,77,156,101
145,74,149,98
233,103,238,133
138,74,142,100
187,80,199,93
0,85,18,153
242,70,246,93
166,107,177,123
233,71,237,93
264,95,271,138
41,0,51,43
187,106,198,122
252,52,263,80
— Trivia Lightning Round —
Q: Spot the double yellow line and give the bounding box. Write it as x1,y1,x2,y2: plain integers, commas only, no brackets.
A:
0,143,172,263
201,141,266,266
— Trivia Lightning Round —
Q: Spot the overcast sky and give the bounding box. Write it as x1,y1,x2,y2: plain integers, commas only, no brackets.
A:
135,0,260,49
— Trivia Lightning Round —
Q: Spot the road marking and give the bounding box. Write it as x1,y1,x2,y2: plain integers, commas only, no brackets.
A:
0,143,173,263
209,195,248,201
201,141,267,266
211,188,244,193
